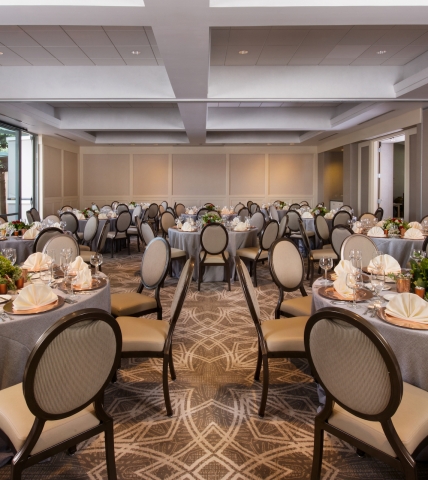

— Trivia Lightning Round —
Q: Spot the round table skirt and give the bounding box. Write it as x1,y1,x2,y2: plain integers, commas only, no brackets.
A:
370,237,424,267
0,238,34,264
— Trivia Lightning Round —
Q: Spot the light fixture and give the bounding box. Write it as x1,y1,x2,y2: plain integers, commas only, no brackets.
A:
132,50,141,55
238,50,248,55
0,52,3,55
377,50,387,55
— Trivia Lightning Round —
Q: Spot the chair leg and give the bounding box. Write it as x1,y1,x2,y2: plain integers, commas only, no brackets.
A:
311,421,325,480
163,355,173,417
11,462,24,480
310,260,315,287
137,235,140,252
111,370,117,383
157,308,162,320
104,420,118,480
258,354,269,418
253,261,258,287
67,445,77,456
169,347,176,380
111,239,114,258
226,260,231,291
127,236,130,255
254,346,262,381
198,262,202,291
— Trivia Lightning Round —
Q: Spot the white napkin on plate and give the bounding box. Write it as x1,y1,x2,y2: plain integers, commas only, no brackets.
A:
334,259,355,277
22,252,52,270
386,293,428,323
376,220,385,228
367,226,385,237
76,213,85,220
333,276,354,298
52,222,61,229
282,205,289,210
234,222,247,232
324,212,333,219
221,208,230,214
107,212,117,218
301,212,313,219
404,227,424,240
352,221,362,233
181,222,193,232
408,221,422,230
23,226,38,240
98,213,107,219
367,254,401,274
232,217,240,226
70,256,86,272
74,265,92,288
13,284,57,311
187,209,194,215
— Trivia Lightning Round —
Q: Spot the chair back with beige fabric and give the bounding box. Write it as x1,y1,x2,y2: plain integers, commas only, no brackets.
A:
115,211,131,233
160,211,176,237
269,237,306,294
0,217,6,225
234,203,244,213
238,207,250,221
339,205,353,213
132,205,142,223
140,221,155,245
249,211,265,232
330,225,353,259
250,203,260,214
60,205,73,212
175,203,186,216
83,215,99,244
30,208,41,222
161,201,168,210
159,205,165,214
359,212,376,221
95,221,110,253
200,223,228,257
111,201,119,210
116,203,129,214
289,203,301,210
140,237,171,290
260,220,279,251
197,208,208,218
286,209,301,233
26,210,34,223
42,234,79,261
314,214,330,246
277,215,288,238
298,217,313,256
91,203,99,211
44,214,60,223
332,210,351,227
269,205,279,222
147,203,159,219
420,214,428,224
166,207,176,217
341,233,377,268
33,228,64,253
9,309,121,478
247,200,253,210
60,212,79,236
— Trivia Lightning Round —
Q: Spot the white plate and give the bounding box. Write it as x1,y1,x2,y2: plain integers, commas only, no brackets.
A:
383,293,399,302
0,294,11,304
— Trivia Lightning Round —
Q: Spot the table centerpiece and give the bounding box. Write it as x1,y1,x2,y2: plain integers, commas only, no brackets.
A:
201,212,222,225
383,218,410,237
0,255,22,293
312,206,328,217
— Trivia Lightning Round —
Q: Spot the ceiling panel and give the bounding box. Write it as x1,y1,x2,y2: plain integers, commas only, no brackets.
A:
104,28,150,46
144,27,157,46
91,58,126,65
326,44,370,59
375,29,427,45
228,29,270,45
124,58,158,65
302,28,349,46
0,58,31,66
0,45,28,59
80,46,121,59
115,45,154,59
381,57,411,66
260,102,283,107
358,44,403,59
240,102,261,107
20,28,77,47
288,57,322,65
265,29,309,46
151,45,162,59
351,57,386,66
225,46,263,65
60,58,94,66
63,29,113,47
293,45,334,58
0,30,39,47
319,58,353,65
338,29,386,45
45,46,89,59
257,45,298,65
210,45,227,66
411,31,428,45
9,46,54,59
392,45,428,58
218,102,240,107
30,58,63,66
211,29,230,46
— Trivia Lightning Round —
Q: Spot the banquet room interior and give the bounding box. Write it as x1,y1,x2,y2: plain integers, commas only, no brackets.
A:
4,0,428,479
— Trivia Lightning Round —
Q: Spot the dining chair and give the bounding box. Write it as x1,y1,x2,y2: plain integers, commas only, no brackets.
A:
60,211,79,240
101,205,112,211
166,207,176,217
305,307,428,480
0,308,121,480
197,208,208,218
247,200,253,210
91,203,100,211
420,214,428,224
269,205,279,222
277,215,288,238
236,256,308,418
80,222,110,269
127,205,142,250
0,217,7,224
298,217,337,286
341,233,377,268
198,223,230,291
161,200,168,211
60,205,73,212
359,212,376,221
314,215,331,248
316,202,324,207
374,207,384,221
300,201,310,206
139,219,155,247
250,203,260,215
43,215,60,224
33,228,64,253
236,220,279,287
107,211,131,258
175,203,186,217
42,234,80,262
159,204,165,215
77,215,99,250
332,210,351,227
111,237,171,320
111,201,119,210
204,203,215,207
115,257,194,417
147,203,159,234
26,210,34,224
160,211,176,238
234,202,244,213
339,204,353,213
249,211,265,233
30,208,40,222
289,203,301,210
116,203,129,215
238,207,250,221
287,210,315,240
269,238,312,318
330,225,353,260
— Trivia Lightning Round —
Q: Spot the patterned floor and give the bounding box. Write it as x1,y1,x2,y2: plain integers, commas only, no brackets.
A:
1,239,427,479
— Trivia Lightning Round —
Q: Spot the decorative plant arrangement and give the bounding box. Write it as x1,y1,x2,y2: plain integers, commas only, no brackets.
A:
409,256,428,300
201,212,222,225
276,201,287,209
312,206,328,217
128,201,136,207
383,218,410,235
0,255,22,292
11,220,27,235
206,204,216,212
82,208,97,218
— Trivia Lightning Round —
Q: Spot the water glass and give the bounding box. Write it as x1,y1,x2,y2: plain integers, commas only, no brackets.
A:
7,248,16,265
372,251,384,270
346,272,362,309
319,257,333,285
370,269,385,302
90,253,103,278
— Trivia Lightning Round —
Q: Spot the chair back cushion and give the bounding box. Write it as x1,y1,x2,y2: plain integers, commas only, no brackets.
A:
269,205,279,222
261,220,279,250
333,210,352,227
331,226,352,259
170,258,195,322
238,208,249,221
30,208,41,222
83,215,99,242
147,203,159,219
161,211,176,234
175,203,186,216
141,237,170,288
234,203,244,213
315,215,330,242
132,205,142,222
341,233,377,268
33,228,64,253
140,222,155,244
117,203,129,214
278,215,288,238
249,211,265,232
200,224,228,255
60,212,78,234
286,210,301,232
116,211,131,232
269,238,304,290
43,234,79,261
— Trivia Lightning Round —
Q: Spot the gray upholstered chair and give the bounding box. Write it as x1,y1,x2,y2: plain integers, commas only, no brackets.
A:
269,238,312,318
60,205,73,212
289,203,301,210
238,207,250,221
249,211,265,233
42,234,79,262
300,200,310,206
127,205,142,250
78,215,99,251
250,203,260,215
314,214,331,248
330,225,353,260
26,210,34,224
60,211,79,240
115,257,194,417
247,200,253,210
80,222,110,268
107,211,131,258
161,201,168,211
29,208,40,222
43,214,60,224
111,201,119,210
277,215,288,238
269,205,279,222
0,309,121,479
305,307,428,480
147,203,159,234
160,211,176,238
139,219,155,246
33,228,64,253
116,203,129,214
234,203,244,213
197,208,208,218
287,210,315,240
236,220,279,287
332,210,352,227
359,212,376,221
236,256,308,418
374,207,384,221
175,203,186,216
110,237,170,319
341,233,377,269
339,204,353,213
198,223,230,291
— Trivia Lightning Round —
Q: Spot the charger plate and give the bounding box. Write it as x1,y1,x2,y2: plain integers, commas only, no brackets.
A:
318,286,373,302
377,307,428,331
58,277,107,292
4,296,65,315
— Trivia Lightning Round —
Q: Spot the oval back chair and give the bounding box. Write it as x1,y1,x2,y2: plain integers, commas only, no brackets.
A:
42,234,80,262
175,203,186,216
116,203,129,214
269,205,279,222
332,210,351,227
330,225,353,260
33,228,64,253
60,212,79,238
199,223,230,291
249,211,265,233
315,214,331,247
234,203,244,214
341,233,378,269
160,211,176,238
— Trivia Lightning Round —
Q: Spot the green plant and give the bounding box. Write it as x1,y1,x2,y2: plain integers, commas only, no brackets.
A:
387,271,412,281
383,217,410,231
129,201,136,207
11,220,26,231
202,212,221,224
410,257,428,292
82,208,97,219
312,206,328,217
0,255,22,289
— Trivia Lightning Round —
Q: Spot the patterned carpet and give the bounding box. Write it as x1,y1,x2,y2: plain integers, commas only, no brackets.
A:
1,239,427,479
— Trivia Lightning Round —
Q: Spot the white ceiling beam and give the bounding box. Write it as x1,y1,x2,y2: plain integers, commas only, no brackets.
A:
178,103,207,144
207,131,300,144
93,131,188,144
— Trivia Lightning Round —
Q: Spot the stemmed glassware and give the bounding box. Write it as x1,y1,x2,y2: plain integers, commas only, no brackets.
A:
90,253,103,279
371,250,384,270
346,271,363,309
60,248,74,297
370,268,385,305
4,248,16,265
411,249,426,263
319,257,333,285
349,250,362,273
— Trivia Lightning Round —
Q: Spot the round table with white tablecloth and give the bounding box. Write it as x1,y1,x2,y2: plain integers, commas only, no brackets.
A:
370,236,425,267
0,237,34,264
168,226,259,282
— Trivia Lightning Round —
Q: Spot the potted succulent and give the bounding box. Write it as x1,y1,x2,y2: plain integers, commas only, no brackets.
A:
0,255,22,293
11,220,26,236
387,271,412,293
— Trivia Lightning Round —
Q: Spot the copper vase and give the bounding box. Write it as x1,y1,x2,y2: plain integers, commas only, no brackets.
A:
396,278,411,293
15,277,24,289
0,284,7,294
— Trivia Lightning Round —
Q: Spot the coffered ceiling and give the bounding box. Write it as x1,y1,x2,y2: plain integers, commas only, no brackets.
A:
0,1,428,146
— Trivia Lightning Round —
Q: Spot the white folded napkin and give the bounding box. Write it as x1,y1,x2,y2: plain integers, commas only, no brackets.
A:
334,260,355,277
302,212,313,219
386,293,428,323
177,221,182,229
221,208,230,214
367,226,385,237
187,209,195,215
404,227,424,240
376,220,385,228
324,212,334,219
367,254,401,274
76,213,85,220
74,265,92,288
23,252,52,271
333,275,354,298
13,284,57,311
70,256,86,272
234,222,247,232
52,222,61,229
108,212,117,218
282,205,289,210
408,221,422,230
181,222,194,232
98,213,108,219
232,217,240,226
261,204,266,208
352,221,362,233
23,226,38,240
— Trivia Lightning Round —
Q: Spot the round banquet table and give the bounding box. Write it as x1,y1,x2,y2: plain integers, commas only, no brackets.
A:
181,213,238,223
78,218,117,250
168,226,259,282
311,278,428,392
0,237,34,264
370,236,424,267
0,277,111,390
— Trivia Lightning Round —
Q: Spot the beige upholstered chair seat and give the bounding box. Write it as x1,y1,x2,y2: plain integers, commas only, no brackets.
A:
0,383,99,456
116,317,169,352
311,248,337,260
236,247,268,260
127,226,138,234
80,250,96,262
261,316,309,352
329,382,428,457
291,231,315,238
323,244,332,249
171,248,186,259
111,292,157,317
280,295,312,317
107,231,127,239
199,251,229,263
79,245,90,251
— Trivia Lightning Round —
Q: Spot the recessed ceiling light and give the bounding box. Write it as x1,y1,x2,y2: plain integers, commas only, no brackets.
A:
132,50,141,55
238,50,249,55
0,52,3,55
377,50,387,55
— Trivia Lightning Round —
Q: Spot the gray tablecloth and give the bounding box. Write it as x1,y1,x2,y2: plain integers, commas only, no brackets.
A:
261,208,288,222
311,279,428,391
78,218,117,251
0,238,34,264
168,227,259,282
371,237,424,267
0,280,111,389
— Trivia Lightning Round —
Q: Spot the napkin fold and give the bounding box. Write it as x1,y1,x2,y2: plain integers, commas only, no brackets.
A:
334,259,355,277
333,275,354,298
70,256,86,272
302,212,313,219
282,205,289,210
221,208,230,214
181,222,194,232
408,221,422,230
13,284,57,311
367,226,385,237
98,213,108,219
22,252,52,271
107,212,117,218
76,213,85,220
232,217,240,226
74,265,92,288
367,254,401,274
23,226,38,239
324,212,333,219
404,227,424,240
187,209,195,215
386,293,428,323
234,222,247,232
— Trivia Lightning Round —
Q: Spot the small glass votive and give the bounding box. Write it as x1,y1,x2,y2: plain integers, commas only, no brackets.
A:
415,286,426,299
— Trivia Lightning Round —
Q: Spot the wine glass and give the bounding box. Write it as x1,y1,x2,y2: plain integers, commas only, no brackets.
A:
370,268,385,304
346,272,362,309
90,253,103,278
319,257,333,285
411,249,425,263
6,248,16,265
371,251,384,270
59,221,67,231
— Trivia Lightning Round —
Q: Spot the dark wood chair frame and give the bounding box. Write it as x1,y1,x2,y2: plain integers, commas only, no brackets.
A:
330,225,353,260
109,211,131,258
305,307,428,480
116,203,129,213
420,214,428,224
314,214,331,247
374,207,384,221
339,204,353,212
166,207,176,217
289,203,301,210
250,203,260,214
198,223,230,291
174,203,186,217
247,200,253,210
60,211,80,241
332,209,352,227
160,211,176,239
32,227,64,253
7,309,121,480
60,205,73,212
234,202,245,213
300,201,310,206
111,201,119,209
238,207,250,220
269,237,309,319
236,256,307,418
197,208,208,218
29,208,41,222
358,212,377,221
